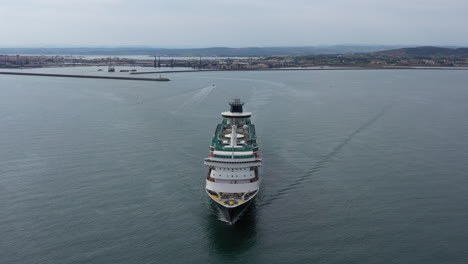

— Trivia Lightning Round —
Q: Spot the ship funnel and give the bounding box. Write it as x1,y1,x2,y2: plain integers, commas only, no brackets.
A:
229,99,244,113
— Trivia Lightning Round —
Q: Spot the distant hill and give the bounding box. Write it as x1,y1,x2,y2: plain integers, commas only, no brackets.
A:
374,46,468,57
0,45,404,57
5,45,467,58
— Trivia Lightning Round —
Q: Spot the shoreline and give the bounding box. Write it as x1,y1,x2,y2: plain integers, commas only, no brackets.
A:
130,66,468,74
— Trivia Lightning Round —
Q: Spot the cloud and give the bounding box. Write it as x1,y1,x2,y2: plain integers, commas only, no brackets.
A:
0,0,467,46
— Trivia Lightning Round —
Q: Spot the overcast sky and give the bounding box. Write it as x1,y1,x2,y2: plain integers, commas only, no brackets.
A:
1,0,467,47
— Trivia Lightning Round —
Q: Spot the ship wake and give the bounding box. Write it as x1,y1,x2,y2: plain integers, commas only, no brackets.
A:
174,85,216,113
261,105,392,206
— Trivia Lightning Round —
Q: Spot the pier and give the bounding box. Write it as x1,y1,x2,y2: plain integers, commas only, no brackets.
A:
0,71,170,81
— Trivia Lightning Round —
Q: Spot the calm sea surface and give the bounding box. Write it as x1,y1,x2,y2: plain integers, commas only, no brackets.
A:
1,69,468,263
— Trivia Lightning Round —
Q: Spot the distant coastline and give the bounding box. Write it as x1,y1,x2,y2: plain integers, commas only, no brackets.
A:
2,46,468,70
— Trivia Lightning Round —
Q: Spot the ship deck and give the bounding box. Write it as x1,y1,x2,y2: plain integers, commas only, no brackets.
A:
210,121,258,155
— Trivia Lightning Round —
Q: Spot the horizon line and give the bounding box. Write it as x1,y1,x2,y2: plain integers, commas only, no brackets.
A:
1,44,467,49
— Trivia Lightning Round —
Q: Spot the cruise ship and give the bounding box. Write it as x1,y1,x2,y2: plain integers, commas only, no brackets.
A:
204,99,261,223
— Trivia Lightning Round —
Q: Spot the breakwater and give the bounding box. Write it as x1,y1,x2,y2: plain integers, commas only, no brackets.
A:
0,71,170,81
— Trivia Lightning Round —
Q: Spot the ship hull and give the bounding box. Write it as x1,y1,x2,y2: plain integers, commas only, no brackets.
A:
215,199,254,224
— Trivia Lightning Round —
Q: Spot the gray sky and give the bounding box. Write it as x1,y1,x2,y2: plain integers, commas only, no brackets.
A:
1,0,467,47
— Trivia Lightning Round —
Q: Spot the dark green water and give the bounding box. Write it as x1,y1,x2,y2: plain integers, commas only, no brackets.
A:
1,70,468,263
